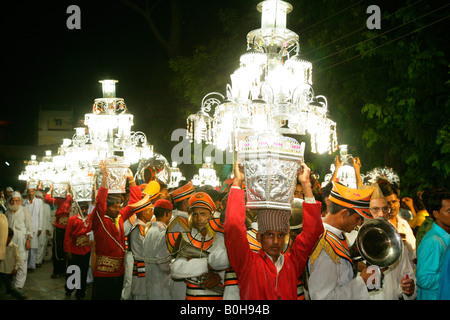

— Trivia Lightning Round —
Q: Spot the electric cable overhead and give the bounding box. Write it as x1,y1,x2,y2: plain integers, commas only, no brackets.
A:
297,0,365,35
302,0,425,56
317,13,450,73
311,3,450,65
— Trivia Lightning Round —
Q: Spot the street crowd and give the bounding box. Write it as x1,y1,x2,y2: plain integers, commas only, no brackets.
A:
0,156,449,301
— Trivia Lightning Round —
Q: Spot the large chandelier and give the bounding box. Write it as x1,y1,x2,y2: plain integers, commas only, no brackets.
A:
19,80,155,197
187,0,338,154
84,80,153,165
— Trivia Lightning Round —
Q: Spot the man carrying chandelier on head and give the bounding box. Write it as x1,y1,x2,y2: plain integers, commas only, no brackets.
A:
90,160,142,300
224,135,324,300
45,183,73,279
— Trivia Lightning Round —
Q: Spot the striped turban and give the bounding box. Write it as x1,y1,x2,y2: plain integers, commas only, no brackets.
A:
170,181,195,203
329,181,374,219
129,194,152,213
130,180,161,214
257,209,291,235
189,192,216,213
106,194,122,206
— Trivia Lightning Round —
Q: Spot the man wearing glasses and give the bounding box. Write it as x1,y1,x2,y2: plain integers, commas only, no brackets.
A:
367,185,416,300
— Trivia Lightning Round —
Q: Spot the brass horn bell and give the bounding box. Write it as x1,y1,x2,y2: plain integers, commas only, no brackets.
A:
350,217,403,268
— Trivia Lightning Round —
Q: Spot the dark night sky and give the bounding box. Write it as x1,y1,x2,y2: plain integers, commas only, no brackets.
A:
1,1,448,188
3,1,198,117
2,0,252,120
1,0,254,185
3,1,157,126
0,1,201,185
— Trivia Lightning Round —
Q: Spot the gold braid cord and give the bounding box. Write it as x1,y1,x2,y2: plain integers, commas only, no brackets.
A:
309,235,342,272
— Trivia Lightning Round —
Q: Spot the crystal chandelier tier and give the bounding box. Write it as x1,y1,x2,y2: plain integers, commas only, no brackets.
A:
187,0,338,154
192,156,221,188
84,80,153,165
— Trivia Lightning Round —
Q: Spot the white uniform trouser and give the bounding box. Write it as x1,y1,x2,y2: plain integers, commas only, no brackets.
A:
121,251,134,300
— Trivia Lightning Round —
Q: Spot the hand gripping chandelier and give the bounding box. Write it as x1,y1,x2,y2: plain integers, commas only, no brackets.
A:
187,0,338,154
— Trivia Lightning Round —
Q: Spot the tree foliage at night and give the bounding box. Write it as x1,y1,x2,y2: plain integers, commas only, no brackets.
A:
355,0,450,192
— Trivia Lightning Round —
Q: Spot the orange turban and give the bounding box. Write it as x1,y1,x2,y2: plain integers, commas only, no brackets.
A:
189,192,216,213
329,181,374,219
170,181,195,203
129,194,152,213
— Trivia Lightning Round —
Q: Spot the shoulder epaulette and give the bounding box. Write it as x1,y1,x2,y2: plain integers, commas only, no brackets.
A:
309,230,353,271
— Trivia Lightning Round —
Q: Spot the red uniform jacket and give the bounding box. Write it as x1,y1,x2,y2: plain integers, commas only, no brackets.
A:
92,186,141,277
64,214,93,256
224,187,323,300
45,193,73,229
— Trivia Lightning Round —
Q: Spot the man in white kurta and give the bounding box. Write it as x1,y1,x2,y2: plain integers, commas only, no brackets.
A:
35,191,52,267
22,185,43,270
5,192,33,289
367,196,416,300
368,245,416,300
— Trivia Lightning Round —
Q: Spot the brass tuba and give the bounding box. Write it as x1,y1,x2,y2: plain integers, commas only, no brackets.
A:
350,217,403,267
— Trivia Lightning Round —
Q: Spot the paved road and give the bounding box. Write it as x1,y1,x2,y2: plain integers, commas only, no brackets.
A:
0,258,92,300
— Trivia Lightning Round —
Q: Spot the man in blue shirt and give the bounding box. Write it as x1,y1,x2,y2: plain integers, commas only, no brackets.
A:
438,246,450,299
417,190,450,300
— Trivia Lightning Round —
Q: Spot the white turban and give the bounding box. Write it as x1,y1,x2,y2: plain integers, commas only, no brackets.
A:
11,191,22,199
28,181,38,190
